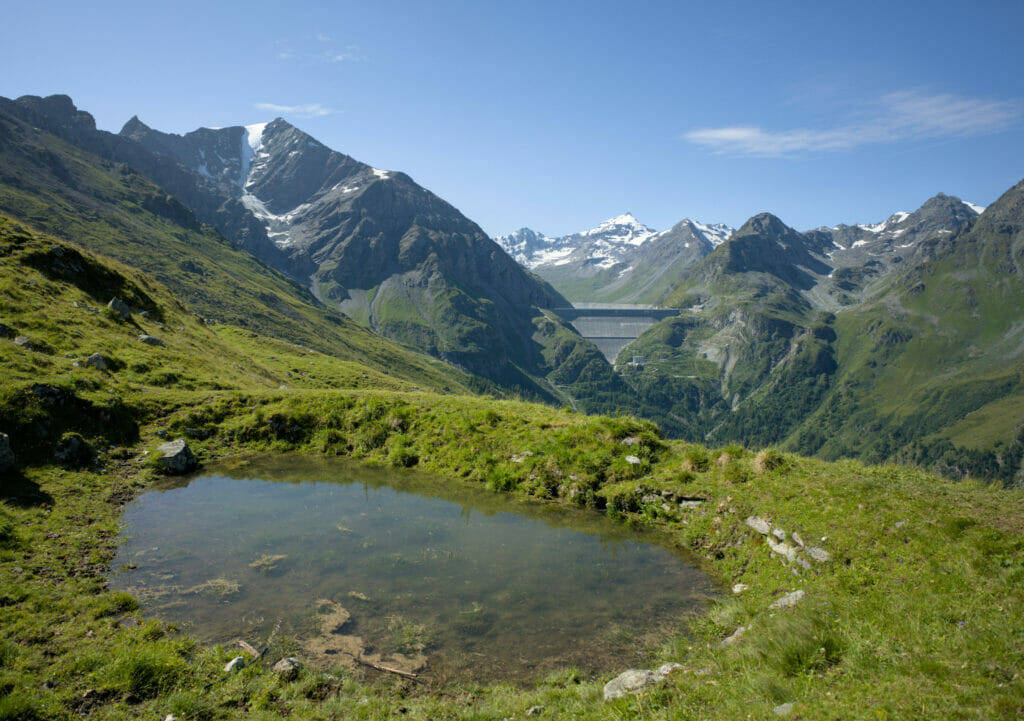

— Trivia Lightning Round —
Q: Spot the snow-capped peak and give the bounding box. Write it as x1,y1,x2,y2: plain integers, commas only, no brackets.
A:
688,219,733,247
965,201,986,215
581,213,657,246
858,211,909,234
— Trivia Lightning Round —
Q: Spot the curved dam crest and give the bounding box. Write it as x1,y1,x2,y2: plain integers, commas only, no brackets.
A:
552,303,678,363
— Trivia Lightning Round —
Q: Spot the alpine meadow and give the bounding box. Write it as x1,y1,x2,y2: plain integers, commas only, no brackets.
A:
2,2,1024,720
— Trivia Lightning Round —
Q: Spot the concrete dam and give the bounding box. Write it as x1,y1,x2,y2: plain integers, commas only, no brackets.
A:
552,303,678,363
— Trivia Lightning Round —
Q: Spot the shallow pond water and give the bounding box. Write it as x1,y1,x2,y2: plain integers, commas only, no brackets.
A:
112,455,718,683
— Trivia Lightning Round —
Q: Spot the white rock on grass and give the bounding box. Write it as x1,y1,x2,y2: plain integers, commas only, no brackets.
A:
773,702,794,716
224,656,246,673
745,516,771,535
767,537,798,563
806,546,831,562
732,583,750,594
603,663,684,701
769,590,806,609
138,334,164,346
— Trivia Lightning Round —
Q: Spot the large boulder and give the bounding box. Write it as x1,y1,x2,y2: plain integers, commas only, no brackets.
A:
107,297,132,320
603,664,684,701
156,439,197,474
0,432,14,473
138,334,164,346
272,657,302,681
85,352,108,370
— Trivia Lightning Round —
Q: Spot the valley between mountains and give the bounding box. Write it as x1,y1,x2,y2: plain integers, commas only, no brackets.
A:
1,93,1023,721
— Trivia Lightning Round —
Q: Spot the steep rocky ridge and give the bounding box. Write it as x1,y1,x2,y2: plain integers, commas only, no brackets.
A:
0,94,641,411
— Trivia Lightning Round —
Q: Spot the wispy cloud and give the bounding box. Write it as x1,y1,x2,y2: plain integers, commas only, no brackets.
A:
685,91,1021,157
273,37,366,65
254,102,336,118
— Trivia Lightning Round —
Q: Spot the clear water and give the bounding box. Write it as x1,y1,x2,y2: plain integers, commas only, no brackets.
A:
111,455,718,683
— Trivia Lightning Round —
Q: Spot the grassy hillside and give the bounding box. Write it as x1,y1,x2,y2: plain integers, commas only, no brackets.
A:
2,215,1023,720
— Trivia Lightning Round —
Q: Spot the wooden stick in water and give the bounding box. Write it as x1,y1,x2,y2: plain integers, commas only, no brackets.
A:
353,656,422,683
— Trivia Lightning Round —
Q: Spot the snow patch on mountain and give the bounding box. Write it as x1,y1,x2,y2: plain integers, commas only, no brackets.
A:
240,122,268,187
965,201,986,215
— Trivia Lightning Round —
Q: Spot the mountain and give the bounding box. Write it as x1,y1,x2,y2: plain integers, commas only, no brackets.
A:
620,190,1024,484
496,213,733,303
2,94,633,408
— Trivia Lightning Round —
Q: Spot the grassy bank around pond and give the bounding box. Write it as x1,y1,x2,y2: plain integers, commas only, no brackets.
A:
2,387,1023,721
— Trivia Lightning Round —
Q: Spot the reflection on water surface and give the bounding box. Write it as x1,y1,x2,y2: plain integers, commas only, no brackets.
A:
112,455,717,683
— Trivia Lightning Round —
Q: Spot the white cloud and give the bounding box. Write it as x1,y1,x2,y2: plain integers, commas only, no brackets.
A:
685,91,1021,157
254,102,336,118
325,46,366,63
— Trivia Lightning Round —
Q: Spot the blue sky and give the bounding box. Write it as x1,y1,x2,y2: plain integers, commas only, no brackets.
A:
3,0,1023,236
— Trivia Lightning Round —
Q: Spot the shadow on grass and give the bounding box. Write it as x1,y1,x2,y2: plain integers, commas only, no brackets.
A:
0,468,55,507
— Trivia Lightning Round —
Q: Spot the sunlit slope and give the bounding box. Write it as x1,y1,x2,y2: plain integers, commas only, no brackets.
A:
0,109,482,397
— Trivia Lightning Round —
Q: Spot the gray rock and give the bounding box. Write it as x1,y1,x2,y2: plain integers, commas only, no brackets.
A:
526,706,544,717
657,662,684,676
806,546,831,563
138,334,164,346
679,500,703,510
770,590,805,609
771,527,787,541
894,520,908,529
107,298,132,320
54,433,93,468
732,583,750,594
720,625,747,647
791,531,805,547
156,439,197,474
773,702,794,716
224,656,246,673
0,432,14,472
767,538,797,562
85,352,108,370
272,657,302,680
625,455,641,465
603,669,663,701
796,557,812,570
14,335,32,349
620,436,640,446
745,516,771,535
511,451,533,463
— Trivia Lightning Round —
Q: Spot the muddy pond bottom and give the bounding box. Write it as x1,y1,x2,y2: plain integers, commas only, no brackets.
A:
112,455,717,684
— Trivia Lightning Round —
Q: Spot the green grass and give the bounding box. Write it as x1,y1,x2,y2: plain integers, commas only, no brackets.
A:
2,175,1023,720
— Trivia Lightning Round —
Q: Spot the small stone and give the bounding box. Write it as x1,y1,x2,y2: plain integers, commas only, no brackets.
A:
767,538,797,562
526,706,544,717
164,715,179,721
745,516,771,535
156,439,197,474
0,432,14,473
732,583,750,595
85,352,108,370
773,702,794,716
770,590,806,609
791,531,805,547
272,656,302,681
625,455,641,465
603,669,663,701
894,520,908,529
138,334,164,346
511,451,533,463
720,625,746,647
107,297,132,320
657,662,684,676
620,436,640,446
772,527,787,541
796,557,812,570
679,500,703,510
14,335,32,349
806,546,831,563
224,656,246,673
